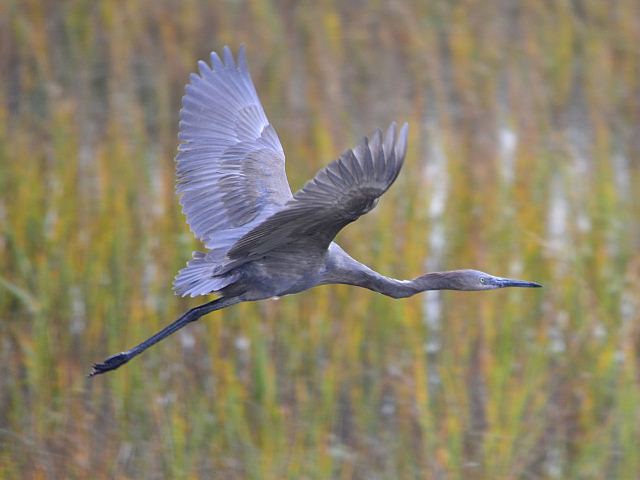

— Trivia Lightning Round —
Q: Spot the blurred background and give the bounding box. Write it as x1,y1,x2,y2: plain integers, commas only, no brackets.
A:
1,0,639,478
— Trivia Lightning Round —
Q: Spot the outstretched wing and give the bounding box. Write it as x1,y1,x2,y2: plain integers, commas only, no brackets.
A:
227,122,408,259
177,46,292,251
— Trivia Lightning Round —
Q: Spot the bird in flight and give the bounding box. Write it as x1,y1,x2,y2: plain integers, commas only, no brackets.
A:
89,46,541,376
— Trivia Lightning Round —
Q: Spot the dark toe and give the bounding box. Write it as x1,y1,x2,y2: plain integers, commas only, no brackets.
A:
88,352,130,377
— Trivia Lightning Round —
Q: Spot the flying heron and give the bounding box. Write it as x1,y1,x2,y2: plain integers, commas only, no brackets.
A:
89,46,541,376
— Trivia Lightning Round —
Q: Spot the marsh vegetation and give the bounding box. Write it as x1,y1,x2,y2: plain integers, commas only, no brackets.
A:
1,1,639,478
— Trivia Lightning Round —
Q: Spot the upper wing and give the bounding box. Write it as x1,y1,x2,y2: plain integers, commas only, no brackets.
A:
227,122,409,259
176,46,292,250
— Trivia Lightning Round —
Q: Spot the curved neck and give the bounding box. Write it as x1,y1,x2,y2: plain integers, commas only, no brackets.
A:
322,244,449,298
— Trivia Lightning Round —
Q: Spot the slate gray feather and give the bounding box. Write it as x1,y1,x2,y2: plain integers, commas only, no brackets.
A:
176,45,292,252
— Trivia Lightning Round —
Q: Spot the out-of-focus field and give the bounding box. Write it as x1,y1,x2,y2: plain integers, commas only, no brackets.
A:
1,1,639,478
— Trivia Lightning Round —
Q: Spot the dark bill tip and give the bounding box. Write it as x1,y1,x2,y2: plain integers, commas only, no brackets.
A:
497,278,543,288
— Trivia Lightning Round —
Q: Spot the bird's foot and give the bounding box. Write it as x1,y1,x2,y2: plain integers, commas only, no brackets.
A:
88,352,130,377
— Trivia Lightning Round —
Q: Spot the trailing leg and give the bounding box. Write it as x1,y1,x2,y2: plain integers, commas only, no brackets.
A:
88,296,240,376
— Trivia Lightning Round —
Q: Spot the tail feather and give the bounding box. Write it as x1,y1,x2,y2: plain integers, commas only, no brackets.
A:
173,251,239,297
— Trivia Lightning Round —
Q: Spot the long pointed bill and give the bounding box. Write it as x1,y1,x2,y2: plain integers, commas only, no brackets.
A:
495,277,543,288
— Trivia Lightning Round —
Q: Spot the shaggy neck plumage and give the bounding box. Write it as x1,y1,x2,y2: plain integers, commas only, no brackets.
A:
322,244,455,298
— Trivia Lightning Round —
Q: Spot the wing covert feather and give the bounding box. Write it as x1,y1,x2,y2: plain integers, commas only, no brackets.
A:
228,123,409,259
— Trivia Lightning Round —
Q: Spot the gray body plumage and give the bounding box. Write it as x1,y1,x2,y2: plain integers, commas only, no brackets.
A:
89,46,540,376
173,46,408,300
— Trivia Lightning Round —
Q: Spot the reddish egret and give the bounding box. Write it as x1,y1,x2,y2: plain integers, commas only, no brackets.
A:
89,47,540,376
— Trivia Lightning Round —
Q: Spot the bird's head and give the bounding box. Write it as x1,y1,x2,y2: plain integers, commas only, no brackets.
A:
414,269,542,291
450,269,542,291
